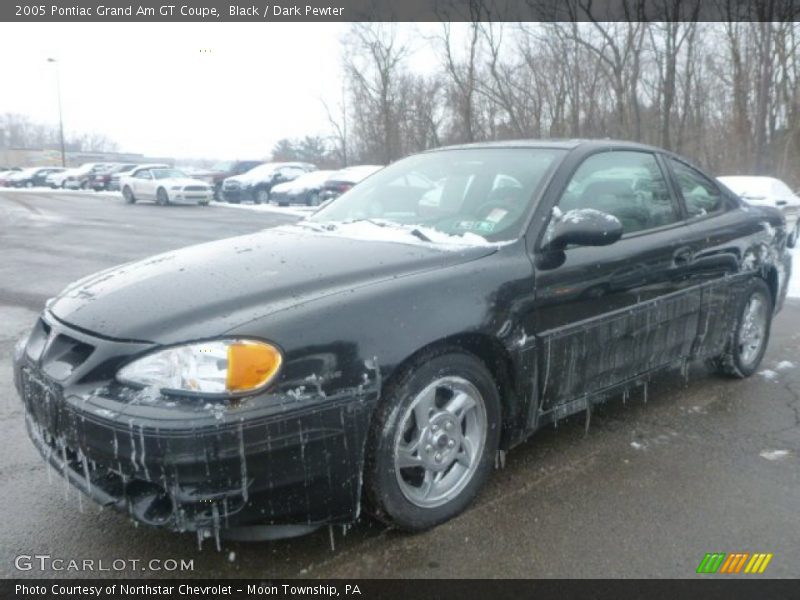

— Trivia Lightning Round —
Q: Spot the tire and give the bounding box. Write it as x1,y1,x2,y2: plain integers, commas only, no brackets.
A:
156,188,170,206
122,186,136,204
255,188,269,205
364,349,501,531
708,278,773,378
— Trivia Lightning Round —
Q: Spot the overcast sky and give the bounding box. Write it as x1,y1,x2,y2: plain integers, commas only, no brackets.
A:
0,23,445,160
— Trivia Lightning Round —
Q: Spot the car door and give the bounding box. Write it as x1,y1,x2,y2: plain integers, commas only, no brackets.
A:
663,157,761,359
529,149,700,416
132,169,154,199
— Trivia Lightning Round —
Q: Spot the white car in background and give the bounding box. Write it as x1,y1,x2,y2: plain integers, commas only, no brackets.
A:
120,166,213,206
717,175,800,246
45,168,78,188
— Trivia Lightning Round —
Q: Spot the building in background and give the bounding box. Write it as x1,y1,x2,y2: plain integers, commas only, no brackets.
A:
0,146,173,168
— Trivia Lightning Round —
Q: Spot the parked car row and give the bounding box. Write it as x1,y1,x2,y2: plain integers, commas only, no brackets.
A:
0,159,387,210
0,166,65,187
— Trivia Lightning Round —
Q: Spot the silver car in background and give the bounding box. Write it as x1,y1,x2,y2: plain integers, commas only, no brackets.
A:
718,175,800,246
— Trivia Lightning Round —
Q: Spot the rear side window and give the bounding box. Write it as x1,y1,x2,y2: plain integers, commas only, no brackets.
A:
667,158,726,218
558,151,679,234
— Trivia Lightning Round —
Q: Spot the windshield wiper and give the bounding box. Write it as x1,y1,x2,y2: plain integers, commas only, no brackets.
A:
410,228,432,242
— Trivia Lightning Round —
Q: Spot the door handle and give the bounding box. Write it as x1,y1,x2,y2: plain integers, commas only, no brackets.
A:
672,247,694,266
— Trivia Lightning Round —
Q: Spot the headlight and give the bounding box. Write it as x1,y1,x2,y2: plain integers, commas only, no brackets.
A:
117,339,282,396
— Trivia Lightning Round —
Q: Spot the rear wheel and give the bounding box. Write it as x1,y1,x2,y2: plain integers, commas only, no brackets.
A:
365,350,501,531
255,188,269,204
709,278,773,378
156,188,170,206
122,186,136,204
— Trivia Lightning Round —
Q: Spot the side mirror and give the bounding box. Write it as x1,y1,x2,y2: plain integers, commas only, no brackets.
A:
543,208,623,251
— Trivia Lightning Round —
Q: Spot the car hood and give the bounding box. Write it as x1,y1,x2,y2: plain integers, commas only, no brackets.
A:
48,226,497,344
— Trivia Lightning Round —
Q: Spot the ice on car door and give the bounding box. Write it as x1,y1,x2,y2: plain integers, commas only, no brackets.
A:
532,150,699,414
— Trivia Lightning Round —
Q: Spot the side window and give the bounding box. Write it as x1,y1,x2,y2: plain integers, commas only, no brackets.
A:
557,151,679,235
667,159,725,218
135,170,151,179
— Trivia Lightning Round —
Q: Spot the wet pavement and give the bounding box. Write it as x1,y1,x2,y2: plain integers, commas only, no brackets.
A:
1,190,798,578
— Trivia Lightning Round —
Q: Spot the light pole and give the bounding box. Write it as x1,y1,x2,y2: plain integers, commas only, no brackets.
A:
47,58,66,167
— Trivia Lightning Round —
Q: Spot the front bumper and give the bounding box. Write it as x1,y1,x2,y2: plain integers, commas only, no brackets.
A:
14,315,376,535
221,188,252,203
170,191,212,204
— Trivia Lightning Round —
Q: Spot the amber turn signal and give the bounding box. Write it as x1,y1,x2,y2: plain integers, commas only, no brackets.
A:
226,341,283,392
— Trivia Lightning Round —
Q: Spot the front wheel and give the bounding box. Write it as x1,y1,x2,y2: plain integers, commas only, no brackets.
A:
365,350,501,531
708,278,773,378
156,188,170,206
122,186,136,204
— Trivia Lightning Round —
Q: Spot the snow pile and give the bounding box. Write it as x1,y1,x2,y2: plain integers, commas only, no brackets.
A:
280,219,499,249
776,360,795,371
759,449,790,461
758,369,778,380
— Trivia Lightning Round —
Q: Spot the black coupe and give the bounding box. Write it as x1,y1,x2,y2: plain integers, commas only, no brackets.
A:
13,140,792,541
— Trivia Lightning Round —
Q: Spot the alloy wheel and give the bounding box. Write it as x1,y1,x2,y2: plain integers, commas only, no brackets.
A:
738,294,768,367
394,376,487,508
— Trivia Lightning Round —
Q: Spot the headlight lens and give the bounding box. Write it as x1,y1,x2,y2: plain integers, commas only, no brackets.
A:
117,339,282,396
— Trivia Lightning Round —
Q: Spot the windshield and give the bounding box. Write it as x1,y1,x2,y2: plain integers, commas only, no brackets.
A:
309,148,565,242
152,168,186,179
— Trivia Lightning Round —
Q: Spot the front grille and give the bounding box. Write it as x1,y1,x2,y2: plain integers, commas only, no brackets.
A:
184,186,208,192
25,318,95,380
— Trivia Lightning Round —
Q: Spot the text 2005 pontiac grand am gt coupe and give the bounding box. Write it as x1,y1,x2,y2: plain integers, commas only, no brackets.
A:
13,140,792,541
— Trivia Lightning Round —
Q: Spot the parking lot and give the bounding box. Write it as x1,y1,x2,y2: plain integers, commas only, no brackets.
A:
1,189,799,579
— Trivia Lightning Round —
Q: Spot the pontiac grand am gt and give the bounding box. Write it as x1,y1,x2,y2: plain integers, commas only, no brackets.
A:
13,140,792,540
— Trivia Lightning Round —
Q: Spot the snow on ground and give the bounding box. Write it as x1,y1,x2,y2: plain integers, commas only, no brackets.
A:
759,369,778,381
759,449,790,461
